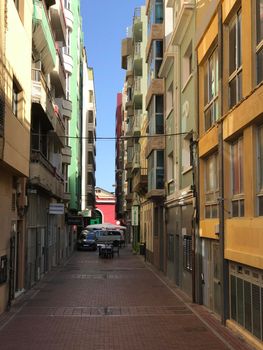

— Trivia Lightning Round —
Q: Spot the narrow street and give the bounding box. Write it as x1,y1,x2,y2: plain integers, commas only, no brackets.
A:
0,247,253,350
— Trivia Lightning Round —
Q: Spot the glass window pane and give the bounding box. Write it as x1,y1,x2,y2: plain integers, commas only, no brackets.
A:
240,200,244,217
157,150,164,167
205,206,210,218
232,201,239,217
229,21,236,75
257,48,263,85
237,71,242,103
205,107,212,130
229,76,237,109
237,12,242,68
156,95,163,113
256,0,263,44
155,41,163,58
156,114,164,134
258,196,263,216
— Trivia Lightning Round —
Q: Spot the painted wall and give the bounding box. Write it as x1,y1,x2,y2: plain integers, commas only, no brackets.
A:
96,203,116,225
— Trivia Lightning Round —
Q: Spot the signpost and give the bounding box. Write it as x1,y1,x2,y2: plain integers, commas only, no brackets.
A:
49,203,64,215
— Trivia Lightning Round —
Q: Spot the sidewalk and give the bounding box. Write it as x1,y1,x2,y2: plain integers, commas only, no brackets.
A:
0,246,255,350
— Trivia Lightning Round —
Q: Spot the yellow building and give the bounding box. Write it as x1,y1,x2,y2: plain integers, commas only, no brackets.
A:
0,0,32,312
197,0,263,347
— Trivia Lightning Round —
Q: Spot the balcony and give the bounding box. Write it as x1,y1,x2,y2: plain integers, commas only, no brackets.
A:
32,0,56,74
61,145,71,164
134,43,143,77
171,0,195,45
32,68,57,129
30,150,64,199
50,47,66,98
133,8,143,42
32,69,65,146
146,24,164,61
133,77,143,109
133,168,148,193
64,7,74,30
132,149,140,171
146,188,165,199
121,37,133,69
146,135,165,158
125,100,134,116
63,47,73,74
132,110,142,137
49,0,66,45
62,98,72,118
146,79,164,109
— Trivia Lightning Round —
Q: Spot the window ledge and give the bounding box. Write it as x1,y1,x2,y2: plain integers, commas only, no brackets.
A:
181,73,193,93
182,165,192,175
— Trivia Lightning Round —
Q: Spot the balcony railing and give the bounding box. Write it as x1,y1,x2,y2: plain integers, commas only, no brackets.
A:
33,0,56,73
32,68,65,145
30,150,64,198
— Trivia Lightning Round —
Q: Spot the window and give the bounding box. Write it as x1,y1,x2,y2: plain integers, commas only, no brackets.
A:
229,10,242,109
257,125,263,215
183,235,192,271
256,0,263,84
148,95,164,135
147,40,163,87
205,153,219,218
182,42,193,87
148,0,163,35
231,137,244,217
89,90,93,103
230,264,263,342
64,0,71,10
167,152,175,195
166,82,173,116
204,48,219,130
148,150,164,191
12,78,21,118
0,256,7,284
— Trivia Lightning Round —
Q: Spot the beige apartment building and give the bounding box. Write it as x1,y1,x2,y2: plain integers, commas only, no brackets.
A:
0,0,32,312
197,0,263,347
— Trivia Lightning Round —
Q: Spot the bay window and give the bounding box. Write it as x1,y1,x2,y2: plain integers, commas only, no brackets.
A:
148,95,164,135
148,0,164,35
147,40,163,87
148,150,164,191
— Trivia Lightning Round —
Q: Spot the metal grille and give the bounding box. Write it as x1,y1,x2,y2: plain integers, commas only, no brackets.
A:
230,270,263,341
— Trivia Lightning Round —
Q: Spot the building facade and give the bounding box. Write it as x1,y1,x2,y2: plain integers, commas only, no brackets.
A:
118,0,263,347
197,0,263,346
0,0,33,312
81,49,96,217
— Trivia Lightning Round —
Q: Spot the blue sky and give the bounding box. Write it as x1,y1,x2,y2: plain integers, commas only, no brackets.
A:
80,0,144,192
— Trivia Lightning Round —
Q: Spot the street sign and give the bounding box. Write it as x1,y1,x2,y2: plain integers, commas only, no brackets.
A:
66,215,83,226
132,206,139,226
49,203,64,215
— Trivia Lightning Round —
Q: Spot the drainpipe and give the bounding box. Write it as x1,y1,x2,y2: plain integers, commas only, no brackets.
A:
218,4,229,325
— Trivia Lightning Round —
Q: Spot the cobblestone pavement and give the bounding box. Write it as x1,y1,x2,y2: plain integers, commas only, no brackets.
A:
0,247,254,350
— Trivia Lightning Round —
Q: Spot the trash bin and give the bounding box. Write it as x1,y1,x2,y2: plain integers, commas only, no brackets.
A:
139,243,146,256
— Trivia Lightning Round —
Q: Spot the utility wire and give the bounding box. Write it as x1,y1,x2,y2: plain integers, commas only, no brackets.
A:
31,131,191,141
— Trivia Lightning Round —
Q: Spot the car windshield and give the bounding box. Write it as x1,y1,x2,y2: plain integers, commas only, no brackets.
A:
86,233,96,239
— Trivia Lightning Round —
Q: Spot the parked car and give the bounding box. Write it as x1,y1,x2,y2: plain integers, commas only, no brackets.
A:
77,231,97,251
94,230,124,246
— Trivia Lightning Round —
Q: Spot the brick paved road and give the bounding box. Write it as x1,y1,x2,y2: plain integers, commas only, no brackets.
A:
0,247,254,350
